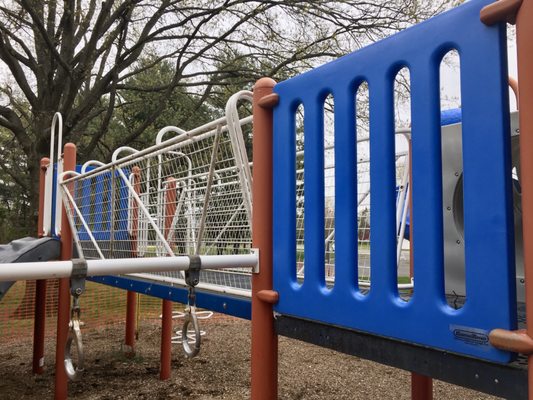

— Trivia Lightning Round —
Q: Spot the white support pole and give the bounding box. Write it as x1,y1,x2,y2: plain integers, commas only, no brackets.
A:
0,254,258,282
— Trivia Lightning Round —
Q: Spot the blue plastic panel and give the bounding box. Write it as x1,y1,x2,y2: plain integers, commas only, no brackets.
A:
75,165,130,242
273,0,516,362
441,108,462,126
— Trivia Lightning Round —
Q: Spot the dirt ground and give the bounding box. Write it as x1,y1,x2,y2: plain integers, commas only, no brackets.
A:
0,315,500,399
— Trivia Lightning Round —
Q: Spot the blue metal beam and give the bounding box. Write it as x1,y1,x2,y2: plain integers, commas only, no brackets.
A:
88,275,251,320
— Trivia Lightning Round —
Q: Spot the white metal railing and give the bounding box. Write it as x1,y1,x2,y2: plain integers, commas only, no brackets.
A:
43,112,64,237
0,254,258,282
58,92,255,294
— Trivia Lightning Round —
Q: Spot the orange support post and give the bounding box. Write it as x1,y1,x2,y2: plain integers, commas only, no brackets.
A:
32,157,50,374
515,0,533,398
251,78,278,400
160,299,173,380
54,143,76,400
160,178,177,380
412,373,433,400
124,166,141,356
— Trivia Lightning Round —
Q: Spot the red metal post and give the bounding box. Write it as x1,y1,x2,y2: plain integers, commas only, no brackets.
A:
54,144,76,400
515,0,533,398
160,178,177,380
32,157,50,374
124,166,141,356
412,373,433,400
251,78,278,400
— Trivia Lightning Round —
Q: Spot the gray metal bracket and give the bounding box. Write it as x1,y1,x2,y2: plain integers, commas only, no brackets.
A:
70,258,88,296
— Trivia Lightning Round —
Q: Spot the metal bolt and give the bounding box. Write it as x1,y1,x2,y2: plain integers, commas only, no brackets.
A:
494,379,499,384
456,240,461,245
520,278,525,284
447,206,451,211
223,302,227,310
75,288,83,295
475,374,479,379
455,172,459,177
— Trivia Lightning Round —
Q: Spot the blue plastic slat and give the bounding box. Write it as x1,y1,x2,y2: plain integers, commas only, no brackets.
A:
410,55,445,304
460,29,516,318
274,101,298,287
65,165,131,243
115,172,130,241
94,174,105,235
273,0,515,363
367,69,397,299
332,87,358,293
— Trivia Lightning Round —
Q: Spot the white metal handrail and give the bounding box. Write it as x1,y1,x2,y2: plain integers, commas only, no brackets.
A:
43,112,64,236
0,254,258,282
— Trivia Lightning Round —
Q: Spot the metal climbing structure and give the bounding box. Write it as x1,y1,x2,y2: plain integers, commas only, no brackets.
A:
60,91,256,296
59,96,413,297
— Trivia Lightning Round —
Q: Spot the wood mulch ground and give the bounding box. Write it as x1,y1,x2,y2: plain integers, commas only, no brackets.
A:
0,315,501,399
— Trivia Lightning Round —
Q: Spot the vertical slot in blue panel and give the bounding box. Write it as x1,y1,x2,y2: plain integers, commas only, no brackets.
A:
273,0,515,363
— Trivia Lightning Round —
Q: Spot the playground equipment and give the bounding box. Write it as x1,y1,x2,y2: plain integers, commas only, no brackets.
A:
0,237,59,302
443,111,525,300
0,0,532,398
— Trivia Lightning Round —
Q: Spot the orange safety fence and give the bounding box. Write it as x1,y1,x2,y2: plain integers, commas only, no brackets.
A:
0,280,166,344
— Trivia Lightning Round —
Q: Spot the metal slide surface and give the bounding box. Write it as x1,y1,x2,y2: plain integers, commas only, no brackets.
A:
0,237,60,301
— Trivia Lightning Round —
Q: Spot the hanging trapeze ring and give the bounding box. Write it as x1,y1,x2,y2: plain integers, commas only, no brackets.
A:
64,315,84,380
182,305,201,358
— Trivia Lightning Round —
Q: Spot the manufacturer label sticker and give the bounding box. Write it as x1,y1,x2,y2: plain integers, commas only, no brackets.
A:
450,324,489,346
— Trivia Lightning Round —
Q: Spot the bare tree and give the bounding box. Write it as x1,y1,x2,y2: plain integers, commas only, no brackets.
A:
0,0,449,234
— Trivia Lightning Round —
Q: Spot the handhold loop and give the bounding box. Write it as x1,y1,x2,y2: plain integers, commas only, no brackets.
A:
64,258,87,380
182,301,201,358
65,296,84,380
182,255,201,358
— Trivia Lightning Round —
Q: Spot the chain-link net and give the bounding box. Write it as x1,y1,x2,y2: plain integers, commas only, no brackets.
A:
61,112,254,295
294,135,411,288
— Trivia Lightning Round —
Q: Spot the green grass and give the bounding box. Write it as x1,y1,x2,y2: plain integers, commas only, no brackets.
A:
397,276,412,284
